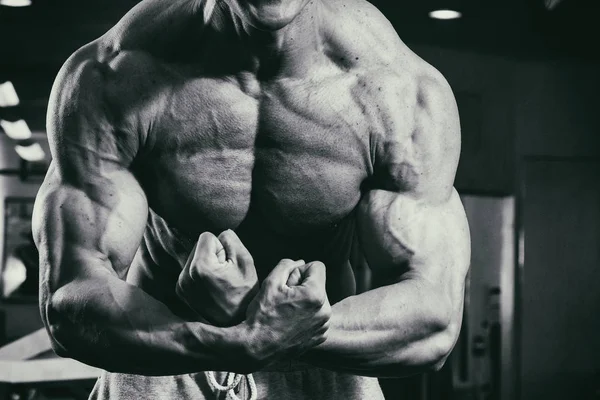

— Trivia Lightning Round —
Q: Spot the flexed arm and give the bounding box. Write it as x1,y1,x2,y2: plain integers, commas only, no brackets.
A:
304,187,470,377
34,45,255,376
36,42,330,376
302,49,470,377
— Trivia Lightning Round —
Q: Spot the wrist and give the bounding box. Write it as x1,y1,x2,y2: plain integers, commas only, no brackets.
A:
186,321,257,374
234,320,270,372
221,321,268,374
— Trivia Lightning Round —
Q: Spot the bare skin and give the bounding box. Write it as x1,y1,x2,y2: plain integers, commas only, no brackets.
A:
33,0,470,380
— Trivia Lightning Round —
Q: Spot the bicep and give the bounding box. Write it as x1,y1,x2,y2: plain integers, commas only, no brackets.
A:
33,165,148,291
357,189,470,288
359,65,469,288
34,49,148,291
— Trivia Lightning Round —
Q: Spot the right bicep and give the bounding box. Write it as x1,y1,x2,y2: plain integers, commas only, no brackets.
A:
34,46,148,292
33,167,148,288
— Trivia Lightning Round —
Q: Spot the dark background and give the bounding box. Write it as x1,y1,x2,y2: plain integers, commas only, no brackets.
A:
0,0,598,133
1,1,599,399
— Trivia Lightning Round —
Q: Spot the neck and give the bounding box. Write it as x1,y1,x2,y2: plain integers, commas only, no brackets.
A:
214,0,325,79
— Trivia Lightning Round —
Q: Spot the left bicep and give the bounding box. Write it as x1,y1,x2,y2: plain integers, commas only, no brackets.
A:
358,69,470,296
357,189,470,288
357,187,470,347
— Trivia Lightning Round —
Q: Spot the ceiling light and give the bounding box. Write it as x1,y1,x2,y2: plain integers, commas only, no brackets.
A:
1,119,32,140
429,9,462,20
0,81,20,107
0,0,32,7
544,0,564,10
15,142,45,162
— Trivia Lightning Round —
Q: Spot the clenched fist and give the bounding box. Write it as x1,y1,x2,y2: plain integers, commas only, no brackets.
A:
176,230,259,327
243,259,331,366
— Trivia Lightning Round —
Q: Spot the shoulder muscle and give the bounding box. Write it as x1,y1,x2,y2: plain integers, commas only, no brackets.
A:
324,0,460,202
48,44,141,184
372,72,460,202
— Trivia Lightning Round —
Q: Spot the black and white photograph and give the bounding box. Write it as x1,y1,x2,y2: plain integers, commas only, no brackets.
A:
0,0,598,399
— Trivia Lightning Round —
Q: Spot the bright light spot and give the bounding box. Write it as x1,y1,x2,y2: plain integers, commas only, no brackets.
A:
2,255,27,298
429,9,462,20
1,120,32,140
0,0,32,6
0,81,20,107
15,142,45,162
545,0,564,10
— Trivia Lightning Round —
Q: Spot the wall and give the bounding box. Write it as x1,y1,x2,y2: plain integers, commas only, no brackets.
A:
516,60,600,400
516,61,600,158
413,45,516,195
411,45,518,400
457,196,515,400
413,44,600,399
521,160,599,399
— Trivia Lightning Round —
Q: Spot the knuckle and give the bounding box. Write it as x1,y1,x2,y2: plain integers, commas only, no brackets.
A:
309,261,326,274
198,231,217,244
193,247,210,261
189,263,209,281
318,325,328,338
218,229,232,238
307,296,322,308
323,307,332,321
197,232,221,255
184,254,201,275
320,331,328,344
305,289,325,306
314,334,327,347
218,229,236,243
316,305,331,320
263,276,277,291
239,253,255,268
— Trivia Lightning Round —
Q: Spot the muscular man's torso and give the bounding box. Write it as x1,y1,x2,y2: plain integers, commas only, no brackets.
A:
96,0,428,314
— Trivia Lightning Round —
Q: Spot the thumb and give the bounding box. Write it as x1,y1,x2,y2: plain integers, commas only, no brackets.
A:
195,232,226,264
267,259,305,288
298,261,327,289
286,267,303,287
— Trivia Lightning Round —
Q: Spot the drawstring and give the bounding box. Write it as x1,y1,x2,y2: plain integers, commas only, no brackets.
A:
207,371,257,400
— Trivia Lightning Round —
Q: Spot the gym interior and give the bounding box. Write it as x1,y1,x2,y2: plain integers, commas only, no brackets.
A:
0,0,598,399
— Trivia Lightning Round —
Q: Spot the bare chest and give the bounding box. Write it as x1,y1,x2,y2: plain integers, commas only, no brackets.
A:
134,69,375,237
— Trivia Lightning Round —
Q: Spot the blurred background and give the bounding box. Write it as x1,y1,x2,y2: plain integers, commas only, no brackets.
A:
0,0,599,399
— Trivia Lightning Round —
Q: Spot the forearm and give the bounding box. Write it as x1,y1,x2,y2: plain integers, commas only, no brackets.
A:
45,274,250,376
302,279,453,377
